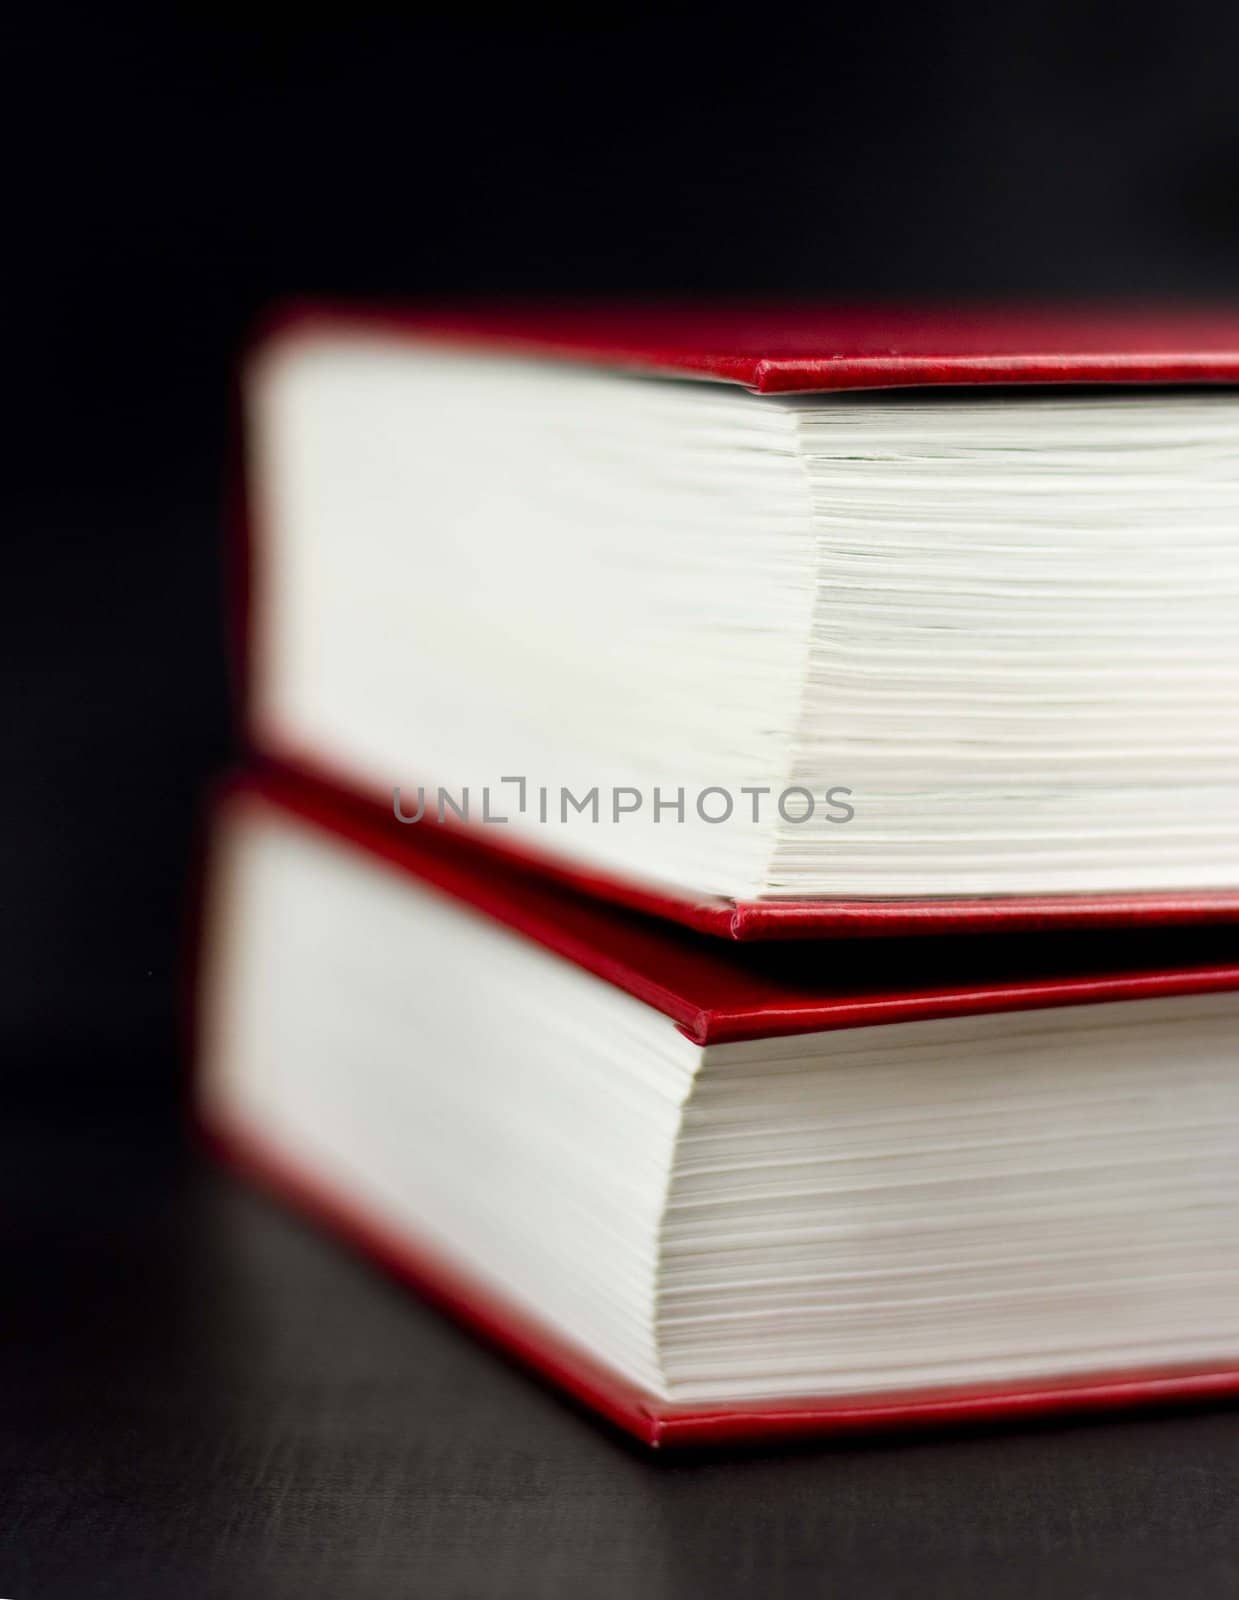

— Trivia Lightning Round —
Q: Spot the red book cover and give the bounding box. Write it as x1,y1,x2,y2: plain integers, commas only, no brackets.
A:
237,302,1239,941
199,769,1239,1446
255,301,1239,394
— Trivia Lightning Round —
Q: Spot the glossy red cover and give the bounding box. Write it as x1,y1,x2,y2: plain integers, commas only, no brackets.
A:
222,769,1239,1047
257,300,1239,393
239,301,1239,940
200,773,1239,1444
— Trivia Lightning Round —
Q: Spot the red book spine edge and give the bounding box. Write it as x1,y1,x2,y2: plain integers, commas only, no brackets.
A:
251,744,1239,944
198,1112,1239,1450
248,300,1239,395
218,769,1239,1048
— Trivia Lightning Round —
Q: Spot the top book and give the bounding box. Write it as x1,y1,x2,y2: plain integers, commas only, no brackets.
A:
239,303,1239,938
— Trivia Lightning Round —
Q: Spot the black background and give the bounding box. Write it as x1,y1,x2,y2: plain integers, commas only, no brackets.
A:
6,8,1239,1595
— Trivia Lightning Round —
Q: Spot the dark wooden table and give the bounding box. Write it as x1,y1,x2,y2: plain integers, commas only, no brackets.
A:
5,1098,1239,1600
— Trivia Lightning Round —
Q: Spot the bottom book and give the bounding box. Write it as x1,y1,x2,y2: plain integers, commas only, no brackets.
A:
196,770,1239,1448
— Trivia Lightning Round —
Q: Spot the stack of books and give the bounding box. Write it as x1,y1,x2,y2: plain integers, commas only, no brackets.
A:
198,304,1239,1447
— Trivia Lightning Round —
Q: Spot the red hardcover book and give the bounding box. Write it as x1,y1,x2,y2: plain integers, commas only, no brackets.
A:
236,302,1239,939
198,769,1239,1447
